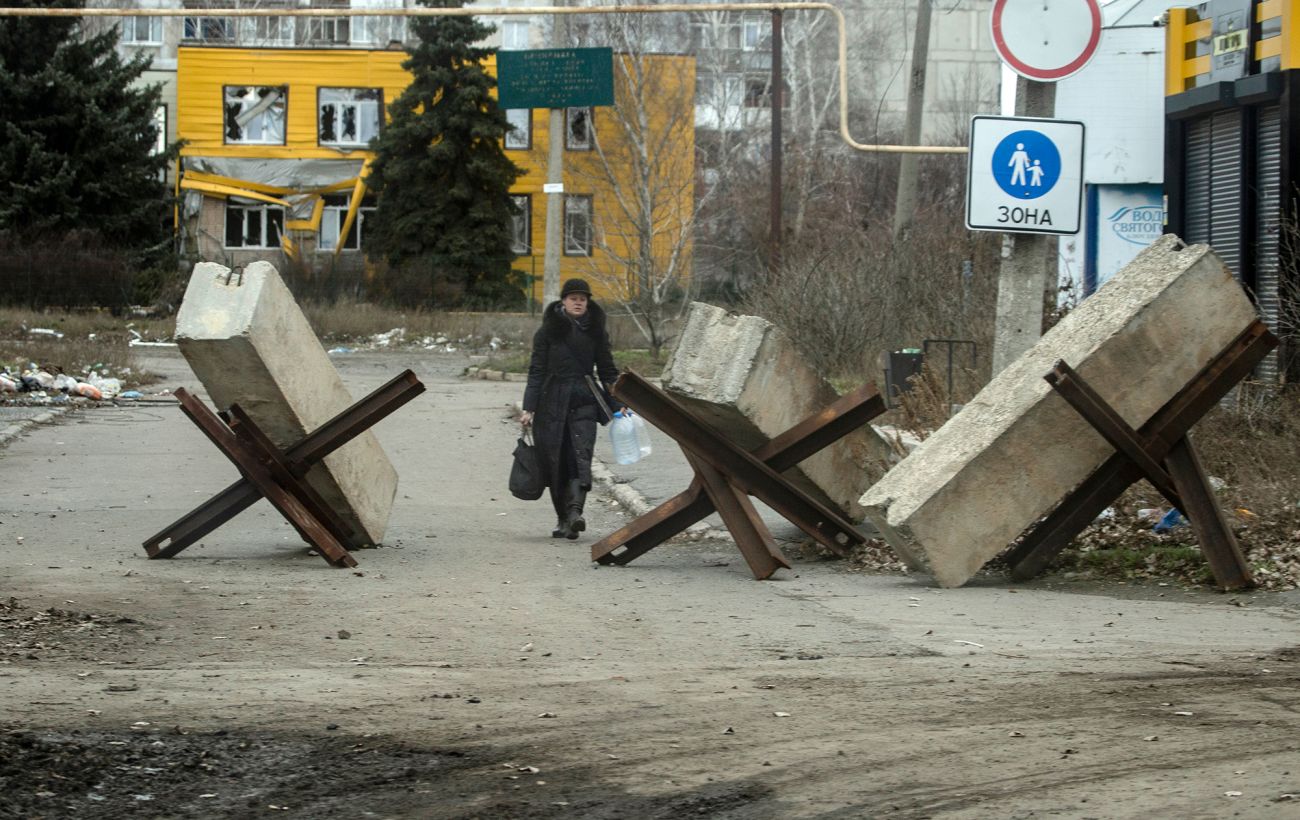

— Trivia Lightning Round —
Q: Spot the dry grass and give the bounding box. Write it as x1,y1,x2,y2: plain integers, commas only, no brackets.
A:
302,300,651,352
1043,388,1300,590
0,309,172,386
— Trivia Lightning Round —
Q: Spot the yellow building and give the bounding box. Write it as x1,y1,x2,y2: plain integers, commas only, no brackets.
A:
175,45,694,304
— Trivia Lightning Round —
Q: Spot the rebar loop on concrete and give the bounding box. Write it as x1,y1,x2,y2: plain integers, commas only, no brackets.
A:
0,3,970,156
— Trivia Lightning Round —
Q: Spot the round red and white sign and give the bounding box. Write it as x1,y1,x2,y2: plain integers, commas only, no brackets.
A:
991,0,1103,82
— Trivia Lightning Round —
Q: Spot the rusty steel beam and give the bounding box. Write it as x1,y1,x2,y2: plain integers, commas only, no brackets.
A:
610,371,864,556
226,404,358,546
1164,435,1254,589
689,453,791,579
1008,321,1276,579
1046,361,1184,510
754,382,885,469
170,389,357,567
283,370,425,469
592,382,883,567
143,370,424,559
591,477,714,566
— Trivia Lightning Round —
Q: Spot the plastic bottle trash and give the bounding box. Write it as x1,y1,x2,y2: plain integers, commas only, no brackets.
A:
93,377,122,398
1152,508,1187,533
609,411,642,465
630,411,652,459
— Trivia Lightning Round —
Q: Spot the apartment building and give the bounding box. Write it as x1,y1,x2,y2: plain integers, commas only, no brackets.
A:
103,2,694,302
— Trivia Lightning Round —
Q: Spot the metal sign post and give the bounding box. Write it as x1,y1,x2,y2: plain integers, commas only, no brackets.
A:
985,0,1102,375
498,46,614,306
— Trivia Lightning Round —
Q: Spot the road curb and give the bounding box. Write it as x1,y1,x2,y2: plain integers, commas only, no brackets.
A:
0,407,68,448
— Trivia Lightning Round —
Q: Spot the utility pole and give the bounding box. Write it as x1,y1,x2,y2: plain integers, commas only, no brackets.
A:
770,9,783,272
892,0,932,239
541,2,567,306
990,78,1056,375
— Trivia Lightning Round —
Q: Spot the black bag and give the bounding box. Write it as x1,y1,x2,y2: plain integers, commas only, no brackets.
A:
509,431,545,500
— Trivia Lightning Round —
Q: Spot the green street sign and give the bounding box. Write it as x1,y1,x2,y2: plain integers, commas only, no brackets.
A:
497,47,614,110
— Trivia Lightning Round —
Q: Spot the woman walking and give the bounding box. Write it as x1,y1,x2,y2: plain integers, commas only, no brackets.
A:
520,279,621,539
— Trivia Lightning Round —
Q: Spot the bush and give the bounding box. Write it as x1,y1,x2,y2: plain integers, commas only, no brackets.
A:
740,220,1001,384
0,232,137,310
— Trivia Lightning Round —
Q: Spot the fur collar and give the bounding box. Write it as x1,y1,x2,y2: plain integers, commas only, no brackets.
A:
542,299,606,339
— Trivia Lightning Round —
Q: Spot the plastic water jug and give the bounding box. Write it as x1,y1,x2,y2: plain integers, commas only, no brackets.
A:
609,411,642,465
630,412,652,459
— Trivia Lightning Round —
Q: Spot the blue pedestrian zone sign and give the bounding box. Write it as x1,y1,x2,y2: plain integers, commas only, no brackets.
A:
992,130,1061,200
966,116,1084,236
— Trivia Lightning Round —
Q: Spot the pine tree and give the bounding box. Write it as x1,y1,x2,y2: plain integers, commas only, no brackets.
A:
0,0,175,263
365,0,524,305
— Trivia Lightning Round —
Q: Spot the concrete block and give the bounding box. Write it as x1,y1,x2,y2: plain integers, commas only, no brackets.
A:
859,235,1259,587
661,302,894,521
176,261,398,548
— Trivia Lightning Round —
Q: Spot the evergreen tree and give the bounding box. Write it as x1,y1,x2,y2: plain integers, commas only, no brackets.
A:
0,0,175,263
365,0,524,305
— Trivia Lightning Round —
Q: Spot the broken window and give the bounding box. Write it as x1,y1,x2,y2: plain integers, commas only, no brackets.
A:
318,88,382,147
121,16,162,45
510,195,531,255
319,195,376,251
505,109,531,150
305,17,350,45
238,16,294,46
563,195,592,256
224,204,284,249
224,85,287,145
183,16,234,43
565,107,591,151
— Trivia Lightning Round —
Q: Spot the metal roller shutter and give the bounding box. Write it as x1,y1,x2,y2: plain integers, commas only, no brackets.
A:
1208,109,1244,280
1181,111,1245,279
1183,116,1212,246
1254,105,1282,384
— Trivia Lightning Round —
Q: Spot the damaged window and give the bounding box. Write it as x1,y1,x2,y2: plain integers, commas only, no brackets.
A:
318,88,382,147
224,85,287,145
224,204,284,249
319,195,376,252
504,109,530,150
563,195,592,256
565,107,591,151
183,16,234,43
510,195,530,255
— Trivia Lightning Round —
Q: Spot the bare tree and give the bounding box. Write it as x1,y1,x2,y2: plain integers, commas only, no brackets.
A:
571,12,699,360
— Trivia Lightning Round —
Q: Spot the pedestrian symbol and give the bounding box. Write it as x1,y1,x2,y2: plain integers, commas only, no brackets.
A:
991,130,1061,200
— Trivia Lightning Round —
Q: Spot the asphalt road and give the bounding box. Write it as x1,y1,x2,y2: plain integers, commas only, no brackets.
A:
2,347,1298,819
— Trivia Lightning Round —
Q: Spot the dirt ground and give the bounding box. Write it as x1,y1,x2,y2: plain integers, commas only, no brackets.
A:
3,349,1299,819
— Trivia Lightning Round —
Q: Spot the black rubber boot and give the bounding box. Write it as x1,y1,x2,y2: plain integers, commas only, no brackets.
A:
564,479,587,540
551,518,567,538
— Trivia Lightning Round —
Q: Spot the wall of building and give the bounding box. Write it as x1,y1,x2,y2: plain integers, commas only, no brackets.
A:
175,45,694,303
1054,0,1180,298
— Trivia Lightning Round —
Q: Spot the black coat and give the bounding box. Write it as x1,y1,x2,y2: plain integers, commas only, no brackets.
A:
523,301,620,491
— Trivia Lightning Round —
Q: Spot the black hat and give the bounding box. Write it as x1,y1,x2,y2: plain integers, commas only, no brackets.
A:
560,278,592,298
